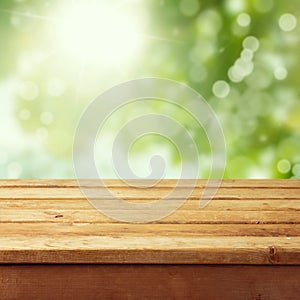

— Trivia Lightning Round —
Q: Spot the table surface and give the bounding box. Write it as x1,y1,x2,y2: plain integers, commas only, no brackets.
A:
0,179,299,264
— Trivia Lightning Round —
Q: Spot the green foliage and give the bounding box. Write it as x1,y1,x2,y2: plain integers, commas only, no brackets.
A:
0,0,299,178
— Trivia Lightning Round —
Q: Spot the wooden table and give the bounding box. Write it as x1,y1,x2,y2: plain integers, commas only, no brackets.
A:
0,180,299,299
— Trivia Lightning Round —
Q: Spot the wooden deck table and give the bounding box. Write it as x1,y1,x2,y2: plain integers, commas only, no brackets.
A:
0,179,300,299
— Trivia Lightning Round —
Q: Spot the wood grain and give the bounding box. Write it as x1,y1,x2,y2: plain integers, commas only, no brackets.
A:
1,265,300,300
0,180,299,264
0,186,299,200
1,179,299,188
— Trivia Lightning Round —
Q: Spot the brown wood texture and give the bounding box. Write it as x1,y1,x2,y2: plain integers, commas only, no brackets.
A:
0,264,300,300
0,180,300,264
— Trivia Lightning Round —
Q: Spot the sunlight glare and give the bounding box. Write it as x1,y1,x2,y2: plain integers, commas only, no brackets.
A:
58,2,142,65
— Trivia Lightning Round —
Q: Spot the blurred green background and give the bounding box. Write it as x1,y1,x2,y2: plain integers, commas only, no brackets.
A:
0,0,299,179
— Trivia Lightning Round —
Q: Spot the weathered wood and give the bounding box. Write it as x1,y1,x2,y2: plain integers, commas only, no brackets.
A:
1,236,300,264
0,265,300,300
1,209,300,224
0,186,299,200
1,223,300,237
2,199,300,210
0,180,299,265
1,180,300,299
1,179,299,188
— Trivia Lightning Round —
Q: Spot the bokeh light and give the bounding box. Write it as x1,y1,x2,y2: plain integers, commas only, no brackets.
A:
0,0,299,179
279,13,297,32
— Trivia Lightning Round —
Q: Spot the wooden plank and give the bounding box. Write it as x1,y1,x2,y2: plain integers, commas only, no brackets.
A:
0,180,300,265
0,186,299,200
1,179,299,188
0,236,300,264
0,223,299,237
0,209,299,224
0,265,300,300
1,199,300,211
